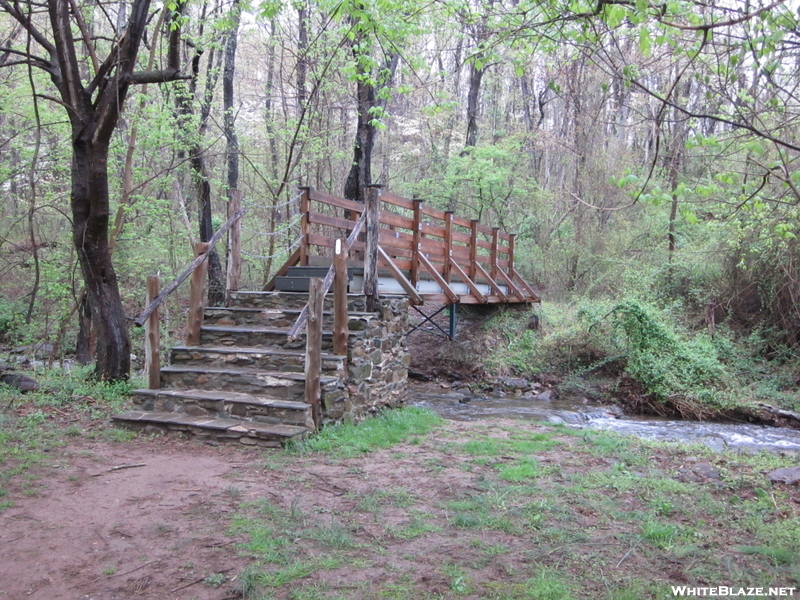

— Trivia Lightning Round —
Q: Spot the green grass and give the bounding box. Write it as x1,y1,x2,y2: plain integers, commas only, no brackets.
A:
289,407,442,457
216,415,800,598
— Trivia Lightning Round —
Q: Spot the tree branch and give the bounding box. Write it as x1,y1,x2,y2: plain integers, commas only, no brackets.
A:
0,46,53,71
658,0,787,31
630,78,800,154
0,0,56,56
68,0,99,75
128,68,191,84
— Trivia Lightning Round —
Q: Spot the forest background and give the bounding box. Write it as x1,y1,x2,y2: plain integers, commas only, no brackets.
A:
1,0,799,417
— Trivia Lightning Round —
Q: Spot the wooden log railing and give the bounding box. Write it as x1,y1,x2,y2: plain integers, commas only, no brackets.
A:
135,204,248,389
286,210,366,341
267,185,539,307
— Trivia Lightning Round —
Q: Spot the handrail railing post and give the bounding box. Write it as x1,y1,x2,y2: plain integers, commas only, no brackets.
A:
364,185,382,312
305,278,323,429
470,220,479,280
145,275,161,389
226,189,242,302
299,186,311,266
333,239,349,356
185,242,209,346
491,227,500,280
444,211,453,285
508,233,516,273
411,198,422,288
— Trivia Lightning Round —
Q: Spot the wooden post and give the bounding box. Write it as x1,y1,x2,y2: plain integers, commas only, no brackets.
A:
299,186,311,266
411,198,422,287
491,227,499,279
508,233,516,272
305,278,323,429
364,185,382,312
185,242,209,346
226,189,242,301
470,220,479,280
333,239,349,356
444,211,453,284
144,275,161,389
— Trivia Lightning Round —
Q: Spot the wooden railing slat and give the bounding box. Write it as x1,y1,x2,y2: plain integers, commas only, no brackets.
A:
185,242,209,346
305,278,323,429
308,211,363,231
308,188,365,213
145,275,161,389
420,204,447,221
378,247,423,304
379,209,414,230
134,207,247,326
380,191,415,210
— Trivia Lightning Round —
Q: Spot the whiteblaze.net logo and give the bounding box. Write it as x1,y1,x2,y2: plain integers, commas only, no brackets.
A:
671,587,797,597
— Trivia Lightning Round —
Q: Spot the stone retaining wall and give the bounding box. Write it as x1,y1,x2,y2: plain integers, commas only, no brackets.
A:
324,297,410,423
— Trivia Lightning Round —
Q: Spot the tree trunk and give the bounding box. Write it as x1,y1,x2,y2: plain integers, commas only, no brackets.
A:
344,79,376,203
344,52,399,203
71,140,130,380
175,34,225,307
462,61,484,152
222,0,241,304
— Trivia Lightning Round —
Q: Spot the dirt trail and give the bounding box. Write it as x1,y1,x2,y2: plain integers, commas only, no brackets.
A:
0,439,257,600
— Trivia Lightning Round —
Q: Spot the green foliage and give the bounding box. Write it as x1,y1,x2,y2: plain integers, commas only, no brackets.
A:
608,299,730,403
482,301,615,376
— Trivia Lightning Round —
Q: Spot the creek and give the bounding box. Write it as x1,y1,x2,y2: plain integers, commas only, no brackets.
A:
410,388,800,455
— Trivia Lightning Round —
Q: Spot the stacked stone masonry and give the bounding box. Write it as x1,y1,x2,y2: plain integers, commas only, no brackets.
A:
117,292,410,444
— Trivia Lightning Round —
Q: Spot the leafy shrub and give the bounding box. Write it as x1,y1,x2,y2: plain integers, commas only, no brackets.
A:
607,299,737,415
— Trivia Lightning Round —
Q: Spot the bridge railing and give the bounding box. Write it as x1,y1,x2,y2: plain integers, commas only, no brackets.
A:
264,185,539,307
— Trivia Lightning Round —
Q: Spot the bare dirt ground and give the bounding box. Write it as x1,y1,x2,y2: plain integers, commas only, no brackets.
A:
0,437,258,600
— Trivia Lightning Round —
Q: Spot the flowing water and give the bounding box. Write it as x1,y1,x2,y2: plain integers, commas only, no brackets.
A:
410,389,800,455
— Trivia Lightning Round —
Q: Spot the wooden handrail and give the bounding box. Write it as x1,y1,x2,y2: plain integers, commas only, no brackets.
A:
287,211,366,340
134,207,248,327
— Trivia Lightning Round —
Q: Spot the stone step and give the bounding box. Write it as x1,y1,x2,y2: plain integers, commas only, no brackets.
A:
170,346,345,375
199,325,334,351
112,411,309,447
203,306,334,329
159,365,339,398
228,291,368,311
130,388,313,428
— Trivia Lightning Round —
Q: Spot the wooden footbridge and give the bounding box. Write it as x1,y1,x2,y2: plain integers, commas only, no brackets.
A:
114,186,539,444
265,186,539,309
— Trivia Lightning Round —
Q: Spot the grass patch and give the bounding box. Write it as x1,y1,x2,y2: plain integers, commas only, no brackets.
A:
0,367,138,508
289,407,442,457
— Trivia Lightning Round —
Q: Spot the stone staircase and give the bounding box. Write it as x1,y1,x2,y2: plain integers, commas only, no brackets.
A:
113,290,368,447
